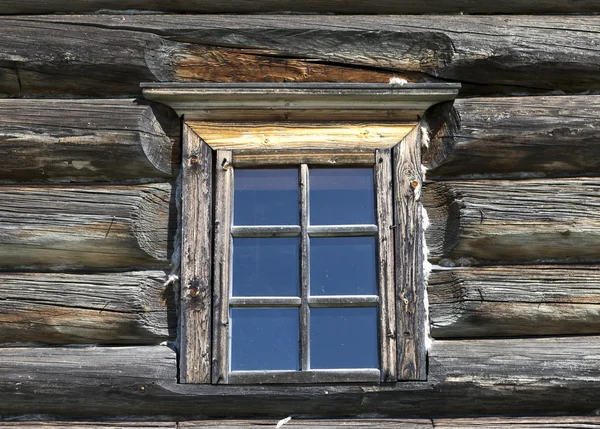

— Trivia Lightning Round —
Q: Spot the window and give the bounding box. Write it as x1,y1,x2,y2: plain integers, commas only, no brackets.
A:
212,155,394,384
142,82,460,385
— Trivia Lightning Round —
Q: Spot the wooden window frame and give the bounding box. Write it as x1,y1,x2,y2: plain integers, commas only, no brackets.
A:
210,150,395,384
142,82,460,385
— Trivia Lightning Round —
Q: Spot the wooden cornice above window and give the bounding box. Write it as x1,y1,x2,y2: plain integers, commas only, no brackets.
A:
141,82,459,121
142,83,459,150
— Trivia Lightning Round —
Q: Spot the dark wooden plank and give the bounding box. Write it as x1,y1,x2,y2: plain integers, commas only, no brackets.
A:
233,149,375,167
179,125,213,384
227,369,380,384
424,179,600,264
423,96,600,180
212,149,233,384
0,271,174,345
429,266,600,338
3,15,600,96
1,0,599,14
0,184,176,270
393,127,426,380
3,339,600,418
179,420,432,428
375,148,396,382
0,424,174,429
0,99,179,183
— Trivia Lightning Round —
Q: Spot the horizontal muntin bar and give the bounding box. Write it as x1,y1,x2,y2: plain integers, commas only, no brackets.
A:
229,297,302,307
228,368,380,384
308,295,380,307
307,225,377,236
231,225,301,237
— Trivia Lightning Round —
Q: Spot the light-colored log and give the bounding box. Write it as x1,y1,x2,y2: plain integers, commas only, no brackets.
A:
188,122,415,150
424,179,600,264
434,416,600,428
2,15,600,96
423,96,600,179
0,99,179,183
2,338,600,418
0,184,175,270
0,271,174,345
179,420,432,428
429,266,600,338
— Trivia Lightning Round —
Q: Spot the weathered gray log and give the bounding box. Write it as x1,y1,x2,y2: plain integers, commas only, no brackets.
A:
0,184,176,270
0,0,598,14
179,420,433,428
2,338,600,418
423,96,600,180
434,417,600,428
429,266,600,338
2,15,600,96
424,179,600,264
0,423,174,428
0,271,175,345
0,99,179,183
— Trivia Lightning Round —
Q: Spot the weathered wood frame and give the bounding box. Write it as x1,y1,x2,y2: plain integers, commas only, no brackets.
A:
211,150,395,384
150,83,459,384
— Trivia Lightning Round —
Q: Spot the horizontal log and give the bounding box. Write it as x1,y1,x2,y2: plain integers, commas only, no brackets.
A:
179,420,432,428
0,0,598,14
428,266,600,338
0,424,174,428
0,184,176,270
434,416,600,428
0,99,179,183
424,179,600,264
2,15,600,96
2,337,600,418
423,96,600,179
0,271,175,345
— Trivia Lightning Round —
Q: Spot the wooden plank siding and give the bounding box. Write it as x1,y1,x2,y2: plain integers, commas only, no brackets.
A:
0,271,175,344
0,184,176,270
0,99,180,183
0,16,599,96
2,339,600,418
423,96,600,180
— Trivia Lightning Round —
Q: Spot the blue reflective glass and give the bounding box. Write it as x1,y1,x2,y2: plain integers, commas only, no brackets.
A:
232,238,299,297
310,168,375,225
310,237,377,296
310,307,378,369
231,308,299,371
234,169,299,226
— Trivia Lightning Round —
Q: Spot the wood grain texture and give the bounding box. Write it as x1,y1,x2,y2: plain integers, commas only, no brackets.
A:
1,0,599,14
429,266,600,338
424,179,600,265
2,339,600,418
2,15,600,96
188,122,414,151
434,417,600,428
232,149,375,167
212,150,233,384
393,127,426,380
375,149,396,382
0,424,174,429
424,96,600,179
0,271,174,345
0,184,176,270
0,99,179,183
179,126,213,383
179,420,432,428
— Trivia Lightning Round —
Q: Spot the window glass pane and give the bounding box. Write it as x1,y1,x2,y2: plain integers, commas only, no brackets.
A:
310,237,377,296
310,307,378,369
310,168,375,225
234,169,299,225
232,237,299,297
231,308,299,371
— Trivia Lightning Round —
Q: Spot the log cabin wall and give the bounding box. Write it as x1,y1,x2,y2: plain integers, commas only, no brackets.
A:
1,3,600,425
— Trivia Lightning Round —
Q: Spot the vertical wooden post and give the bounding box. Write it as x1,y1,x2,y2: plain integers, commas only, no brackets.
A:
375,148,397,382
179,124,214,383
212,149,234,384
393,126,427,381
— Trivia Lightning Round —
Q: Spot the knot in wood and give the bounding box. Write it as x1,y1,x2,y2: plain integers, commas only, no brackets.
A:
189,154,199,165
188,278,201,297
